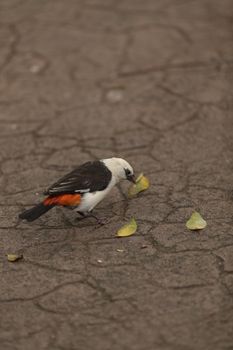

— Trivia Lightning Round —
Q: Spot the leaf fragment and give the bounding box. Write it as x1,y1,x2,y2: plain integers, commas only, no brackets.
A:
128,173,149,197
117,218,137,237
186,211,207,230
7,254,23,262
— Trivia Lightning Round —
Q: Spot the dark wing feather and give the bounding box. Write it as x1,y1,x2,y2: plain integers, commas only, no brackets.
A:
44,161,112,196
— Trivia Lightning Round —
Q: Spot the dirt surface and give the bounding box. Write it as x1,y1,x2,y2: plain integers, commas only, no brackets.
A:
0,1,233,349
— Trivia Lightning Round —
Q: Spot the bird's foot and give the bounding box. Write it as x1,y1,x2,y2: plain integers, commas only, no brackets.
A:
95,217,109,226
89,213,109,226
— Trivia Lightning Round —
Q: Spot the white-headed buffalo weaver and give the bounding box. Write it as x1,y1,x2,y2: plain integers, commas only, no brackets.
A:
19,157,135,223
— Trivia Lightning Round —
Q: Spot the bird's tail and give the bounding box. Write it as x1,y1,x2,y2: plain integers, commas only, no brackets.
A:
19,202,54,222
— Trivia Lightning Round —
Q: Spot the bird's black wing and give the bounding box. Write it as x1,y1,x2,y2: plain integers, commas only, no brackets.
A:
44,161,112,196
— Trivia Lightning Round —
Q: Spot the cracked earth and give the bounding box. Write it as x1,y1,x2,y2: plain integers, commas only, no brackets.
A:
0,0,233,349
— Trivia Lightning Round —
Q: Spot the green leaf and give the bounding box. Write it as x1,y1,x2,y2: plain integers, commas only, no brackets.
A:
186,212,207,230
117,218,137,237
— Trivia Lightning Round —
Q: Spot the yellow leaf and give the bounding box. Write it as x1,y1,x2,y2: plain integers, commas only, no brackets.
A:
186,212,207,230
7,254,23,262
128,173,150,197
117,218,137,237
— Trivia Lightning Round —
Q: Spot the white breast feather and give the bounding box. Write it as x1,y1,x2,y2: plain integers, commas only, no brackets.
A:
76,177,116,213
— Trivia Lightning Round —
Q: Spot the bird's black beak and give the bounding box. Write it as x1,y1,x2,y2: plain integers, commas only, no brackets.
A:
127,174,136,184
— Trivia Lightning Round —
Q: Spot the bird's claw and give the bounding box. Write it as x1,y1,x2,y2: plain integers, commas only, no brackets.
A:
96,217,109,226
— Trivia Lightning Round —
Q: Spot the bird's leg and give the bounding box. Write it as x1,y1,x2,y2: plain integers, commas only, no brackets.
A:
77,211,86,218
75,211,88,222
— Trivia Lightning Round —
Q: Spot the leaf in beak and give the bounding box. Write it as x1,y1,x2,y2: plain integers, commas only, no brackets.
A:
128,173,149,197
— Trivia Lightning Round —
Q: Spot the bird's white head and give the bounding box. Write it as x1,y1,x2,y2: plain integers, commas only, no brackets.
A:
102,157,135,184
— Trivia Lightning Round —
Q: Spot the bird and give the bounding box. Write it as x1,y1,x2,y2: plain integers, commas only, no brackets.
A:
19,157,135,224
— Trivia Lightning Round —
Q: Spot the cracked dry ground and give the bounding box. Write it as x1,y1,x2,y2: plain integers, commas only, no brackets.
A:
0,0,233,350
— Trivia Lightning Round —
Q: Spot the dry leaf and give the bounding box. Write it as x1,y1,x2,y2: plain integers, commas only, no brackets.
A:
7,254,23,262
128,173,149,197
186,211,207,230
117,218,137,237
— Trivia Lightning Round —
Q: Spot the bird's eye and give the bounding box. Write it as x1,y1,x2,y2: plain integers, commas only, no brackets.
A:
125,168,131,176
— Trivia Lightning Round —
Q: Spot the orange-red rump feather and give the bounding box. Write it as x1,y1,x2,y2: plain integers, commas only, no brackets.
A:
44,194,81,206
